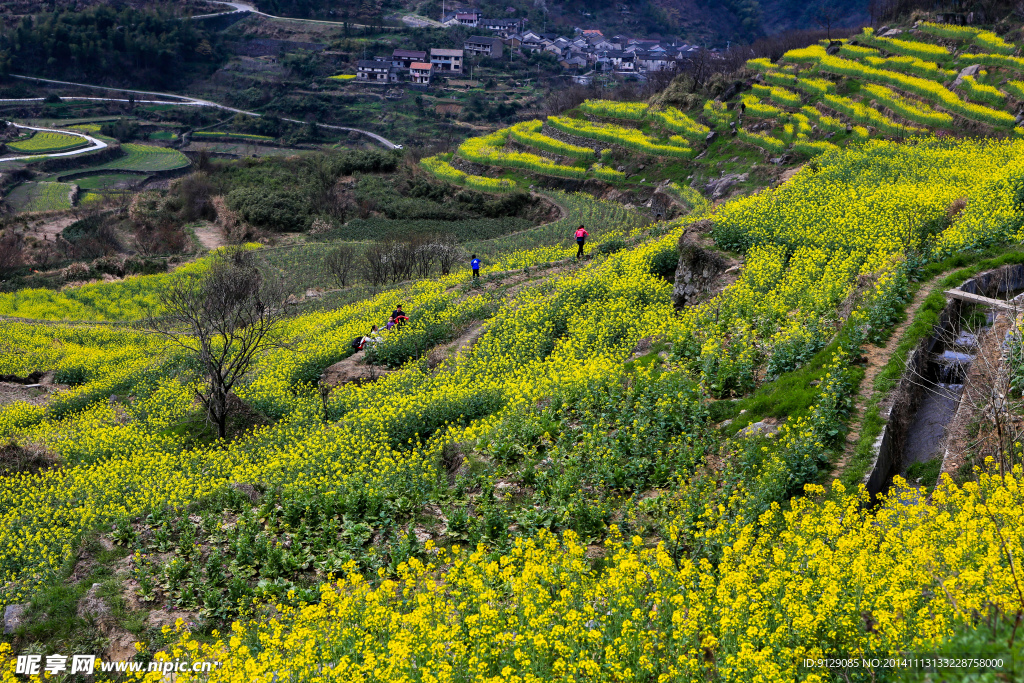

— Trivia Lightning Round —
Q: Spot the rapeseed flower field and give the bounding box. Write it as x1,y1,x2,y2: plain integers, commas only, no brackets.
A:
0,132,1023,680
6,24,1024,681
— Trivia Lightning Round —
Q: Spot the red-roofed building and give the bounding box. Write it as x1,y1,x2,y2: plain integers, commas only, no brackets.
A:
410,62,432,84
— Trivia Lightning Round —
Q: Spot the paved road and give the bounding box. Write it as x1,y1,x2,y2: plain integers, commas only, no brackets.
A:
195,0,400,30
7,74,401,150
0,123,107,163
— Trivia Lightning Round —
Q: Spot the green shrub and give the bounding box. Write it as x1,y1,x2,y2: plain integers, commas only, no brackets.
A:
597,237,627,254
227,186,311,232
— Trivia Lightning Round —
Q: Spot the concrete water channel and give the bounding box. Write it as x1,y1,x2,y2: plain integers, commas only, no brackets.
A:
864,263,1024,499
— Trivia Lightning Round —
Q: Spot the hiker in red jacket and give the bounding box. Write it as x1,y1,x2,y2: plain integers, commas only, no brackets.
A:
574,224,589,260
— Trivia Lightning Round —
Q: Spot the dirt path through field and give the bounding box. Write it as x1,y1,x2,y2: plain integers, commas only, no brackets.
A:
192,222,227,251
833,274,949,478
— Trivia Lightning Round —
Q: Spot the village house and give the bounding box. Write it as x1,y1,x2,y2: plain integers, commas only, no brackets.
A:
464,35,504,58
409,62,432,85
392,49,427,69
430,48,464,74
357,59,399,83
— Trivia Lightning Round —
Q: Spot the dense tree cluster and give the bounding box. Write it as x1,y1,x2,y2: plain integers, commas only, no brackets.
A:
0,6,225,88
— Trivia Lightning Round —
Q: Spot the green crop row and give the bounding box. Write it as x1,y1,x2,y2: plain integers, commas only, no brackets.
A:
736,128,788,154
782,45,828,64
917,21,1017,55
862,54,955,81
547,116,693,158
578,99,649,120
957,75,1007,106
752,83,802,108
764,71,798,89
588,163,626,181
650,107,710,141
973,31,1017,55
746,57,776,72
8,131,88,154
858,29,952,62
741,95,783,119
957,52,1024,72
458,128,588,179
1005,80,1024,100
5,181,75,212
917,21,981,41
862,84,954,127
703,100,731,127
822,93,922,135
419,155,517,193
509,120,595,160
792,137,838,156
193,131,274,141
793,75,836,97
803,50,1017,128
839,43,880,59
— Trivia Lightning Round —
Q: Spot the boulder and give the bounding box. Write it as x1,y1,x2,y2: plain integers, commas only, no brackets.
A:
3,604,27,634
953,64,982,86
737,418,782,438
77,583,113,624
672,221,742,309
704,173,748,199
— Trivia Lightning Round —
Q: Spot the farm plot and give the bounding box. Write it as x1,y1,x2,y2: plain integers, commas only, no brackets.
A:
192,131,274,141
5,181,75,212
73,173,149,191
7,131,88,154
60,143,189,175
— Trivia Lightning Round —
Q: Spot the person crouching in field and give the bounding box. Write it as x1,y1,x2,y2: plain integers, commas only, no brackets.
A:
575,224,589,260
471,254,481,279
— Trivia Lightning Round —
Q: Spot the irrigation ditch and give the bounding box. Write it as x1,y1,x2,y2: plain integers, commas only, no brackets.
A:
863,263,1024,499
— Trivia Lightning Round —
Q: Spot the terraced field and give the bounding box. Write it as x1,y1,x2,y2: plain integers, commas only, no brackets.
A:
58,143,189,176
73,173,149,190
427,25,1024,191
7,131,88,154
5,181,75,212
192,131,274,141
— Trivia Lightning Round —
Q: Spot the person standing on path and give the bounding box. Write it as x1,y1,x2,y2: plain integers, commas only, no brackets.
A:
471,254,481,279
574,224,589,260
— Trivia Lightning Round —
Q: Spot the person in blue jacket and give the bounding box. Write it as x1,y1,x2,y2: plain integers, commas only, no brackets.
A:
471,254,481,279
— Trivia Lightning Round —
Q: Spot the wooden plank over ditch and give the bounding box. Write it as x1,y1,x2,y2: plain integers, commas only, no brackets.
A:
944,289,1017,310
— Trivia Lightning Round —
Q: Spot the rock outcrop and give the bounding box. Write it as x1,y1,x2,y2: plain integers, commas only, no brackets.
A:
320,349,392,386
672,220,742,309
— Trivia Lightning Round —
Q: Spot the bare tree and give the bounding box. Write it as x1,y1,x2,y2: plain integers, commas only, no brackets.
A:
323,244,356,287
815,1,843,42
0,231,23,279
149,249,286,439
360,241,390,288
435,234,461,276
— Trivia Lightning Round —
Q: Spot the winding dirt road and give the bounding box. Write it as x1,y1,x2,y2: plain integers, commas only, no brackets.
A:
6,74,400,150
